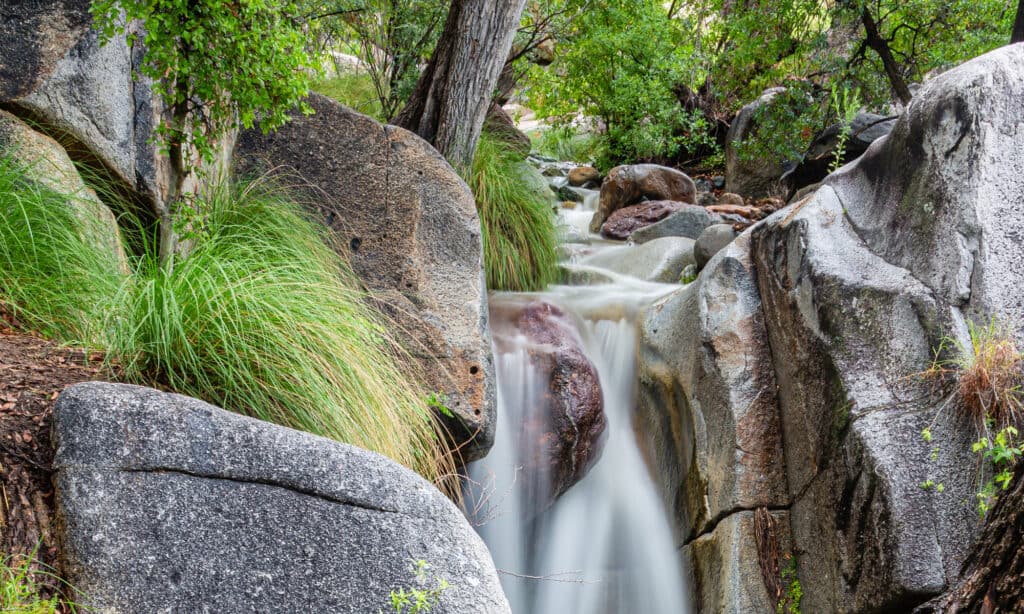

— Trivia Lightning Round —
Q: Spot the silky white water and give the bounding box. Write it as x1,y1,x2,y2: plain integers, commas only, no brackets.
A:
468,202,692,613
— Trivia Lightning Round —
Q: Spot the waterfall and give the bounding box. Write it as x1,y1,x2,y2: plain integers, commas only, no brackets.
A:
468,193,692,613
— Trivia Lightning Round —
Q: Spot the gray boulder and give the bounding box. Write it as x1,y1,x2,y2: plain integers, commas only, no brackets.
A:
0,110,127,270
746,44,1024,612
589,164,697,233
0,3,229,221
631,205,725,244
725,87,788,198
583,237,696,283
234,94,494,461
54,382,510,614
694,224,740,270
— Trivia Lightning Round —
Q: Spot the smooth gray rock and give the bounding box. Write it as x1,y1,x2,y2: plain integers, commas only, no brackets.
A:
694,224,740,270
234,94,495,461
746,46,1024,610
683,510,791,614
582,237,695,283
631,205,725,244
637,233,787,611
0,110,126,270
54,383,510,614
0,0,92,100
725,87,788,198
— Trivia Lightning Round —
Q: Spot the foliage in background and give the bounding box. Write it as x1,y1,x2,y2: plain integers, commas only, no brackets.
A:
306,0,448,121
524,0,717,167
316,72,385,120
528,126,601,165
0,154,126,345
470,131,559,292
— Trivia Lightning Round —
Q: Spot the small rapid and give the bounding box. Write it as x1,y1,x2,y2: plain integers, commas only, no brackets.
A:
467,183,692,613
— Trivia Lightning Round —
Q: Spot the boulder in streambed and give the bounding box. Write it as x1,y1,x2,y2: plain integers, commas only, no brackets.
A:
589,164,697,233
629,204,725,243
53,382,510,614
567,165,601,187
724,87,790,198
491,301,606,511
582,237,696,284
600,200,684,240
694,223,740,270
234,94,494,462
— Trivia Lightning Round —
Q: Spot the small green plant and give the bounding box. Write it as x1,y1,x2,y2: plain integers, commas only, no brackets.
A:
971,424,1022,516
1,550,81,613
470,130,560,292
917,319,1023,516
776,555,802,614
381,559,450,614
679,264,698,285
529,127,602,164
426,392,455,418
315,72,386,121
828,84,862,172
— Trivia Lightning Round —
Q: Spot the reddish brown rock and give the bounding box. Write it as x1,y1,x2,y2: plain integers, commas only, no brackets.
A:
600,200,685,240
495,301,606,511
589,164,696,233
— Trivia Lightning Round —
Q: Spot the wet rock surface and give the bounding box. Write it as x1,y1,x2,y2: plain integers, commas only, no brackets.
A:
493,301,606,510
599,200,685,240
629,204,725,243
589,164,697,233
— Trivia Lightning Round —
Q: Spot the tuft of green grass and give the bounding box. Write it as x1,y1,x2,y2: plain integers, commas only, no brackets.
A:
107,179,457,488
0,550,78,613
0,154,126,344
315,72,385,121
470,131,560,292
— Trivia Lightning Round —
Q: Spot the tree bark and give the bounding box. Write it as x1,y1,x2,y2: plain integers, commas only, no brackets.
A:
395,0,527,171
1012,0,1024,44
914,465,1024,613
860,8,913,105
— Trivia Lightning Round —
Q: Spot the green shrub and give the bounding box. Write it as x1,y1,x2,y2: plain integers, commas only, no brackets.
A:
315,72,386,121
107,179,456,487
0,154,126,344
469,131,559,292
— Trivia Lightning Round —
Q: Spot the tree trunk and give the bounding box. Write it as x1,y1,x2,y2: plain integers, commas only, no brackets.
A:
860,8,913,105
1012,0,1024,44
395,0,527,171
914,465,1024,613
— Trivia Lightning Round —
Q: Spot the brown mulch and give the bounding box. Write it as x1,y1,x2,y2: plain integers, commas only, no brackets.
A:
0,313,109,596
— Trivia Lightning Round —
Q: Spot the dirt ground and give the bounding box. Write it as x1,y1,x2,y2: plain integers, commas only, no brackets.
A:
0,312,108,597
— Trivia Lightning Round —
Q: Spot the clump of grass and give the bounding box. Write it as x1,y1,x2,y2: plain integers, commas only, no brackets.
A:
1,551,78,613
0,154,126,344
925,319,1023,429
470,131,559,292
315,72,385,121
108,179,457,488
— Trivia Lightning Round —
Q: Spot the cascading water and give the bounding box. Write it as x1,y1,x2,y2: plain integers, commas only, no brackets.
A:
468,174,692,613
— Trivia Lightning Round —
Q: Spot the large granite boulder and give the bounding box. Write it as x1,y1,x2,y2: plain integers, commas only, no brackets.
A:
54,382,510,614
0,1,228,222
589,164,696,233
0,110,126,269
781,112,898,197
234,94,494,461
746,44,1024,612
725,87,788,198
491,301,606,511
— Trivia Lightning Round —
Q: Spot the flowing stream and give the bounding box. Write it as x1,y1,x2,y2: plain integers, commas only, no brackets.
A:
468,182,692,613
